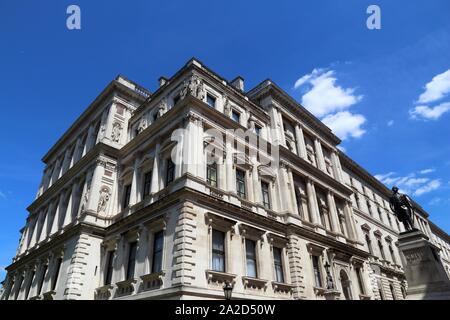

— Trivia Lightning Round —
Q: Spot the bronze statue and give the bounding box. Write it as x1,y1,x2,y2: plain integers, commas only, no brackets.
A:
389,186,415,231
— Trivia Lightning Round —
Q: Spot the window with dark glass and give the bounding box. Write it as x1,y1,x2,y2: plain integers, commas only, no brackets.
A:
377,239,386,260
273,247,284,283
261,181,271,209
245,239,258,278
37,264,48,295
122,184,131,209
389,244,397,264
126,241,138,280
312,255,322,287
152,231,164,273
104,250,115,285
231,110,240,123
236,169,246,199
390,283,396,300
143,171,152,197
254,124,262,136
173,94,180,106
365,234,373,255
51,257,62,291
206,94,216,108
24,271,35,300
166,159,175,185
206,162,218,187
355,267,365,295
212,229,225,272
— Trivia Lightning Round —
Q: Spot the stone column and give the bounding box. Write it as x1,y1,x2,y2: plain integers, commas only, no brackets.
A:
39,202,54,243
287,167,299,215
129,157,140,206
344,200,358,241
306,179,320,225
136,226,149,276
150,144,161,194
276,165,291,212
331,151,344,182
19,221,31,254
72,136,83,165
294,124,307,160
50,194,65,236
225,135,235,193
86,162,102,213
28,216,39,249
314,139,326,171
251,160,260,204
326,191,340,233
62,182,79,228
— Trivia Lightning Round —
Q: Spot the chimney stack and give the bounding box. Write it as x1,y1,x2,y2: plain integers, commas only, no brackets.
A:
230,76,244,92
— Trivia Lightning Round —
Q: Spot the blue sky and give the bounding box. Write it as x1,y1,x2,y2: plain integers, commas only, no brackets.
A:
1,0,449,280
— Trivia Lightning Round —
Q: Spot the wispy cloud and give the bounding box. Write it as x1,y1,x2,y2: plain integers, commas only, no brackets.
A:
375,169,441,197
387,120,394,126
293,68,365,141
409,102,450,120
414,179,441,196
417,69,450,104
0,191,6,200
420,168,435,174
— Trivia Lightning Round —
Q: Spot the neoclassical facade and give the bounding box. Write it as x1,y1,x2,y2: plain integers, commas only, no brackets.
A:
2,58,449,300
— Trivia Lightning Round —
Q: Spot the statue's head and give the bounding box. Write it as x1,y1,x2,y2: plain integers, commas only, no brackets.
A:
392,186,399,193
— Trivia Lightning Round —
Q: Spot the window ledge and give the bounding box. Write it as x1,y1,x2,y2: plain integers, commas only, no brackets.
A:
116,278,137,296
359,294,372,300
42,290,56,300
313,286,327,295
205,269,236,287
242,276,268,291
271,281,295,294
95,284,113,300
140,271,165,291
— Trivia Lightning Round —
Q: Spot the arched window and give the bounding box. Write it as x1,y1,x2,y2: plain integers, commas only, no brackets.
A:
340,270,353,300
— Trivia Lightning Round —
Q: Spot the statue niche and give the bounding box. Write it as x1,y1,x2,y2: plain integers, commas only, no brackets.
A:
97,186,111,214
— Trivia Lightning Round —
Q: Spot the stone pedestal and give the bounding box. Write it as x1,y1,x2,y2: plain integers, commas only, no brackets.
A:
398,230,450,300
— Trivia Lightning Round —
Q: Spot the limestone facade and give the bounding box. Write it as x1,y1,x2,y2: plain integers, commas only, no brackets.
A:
1,58,448,300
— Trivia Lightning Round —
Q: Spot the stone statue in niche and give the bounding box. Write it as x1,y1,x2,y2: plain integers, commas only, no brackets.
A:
180,75,205,100
223,94,231,116
80,184,90,212
97,187,111,214
137,118,147,134
111,122,122,143
157,98,168,118
389,186,416,231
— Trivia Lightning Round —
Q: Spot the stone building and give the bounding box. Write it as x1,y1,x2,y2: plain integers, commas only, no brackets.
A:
1,58,449,300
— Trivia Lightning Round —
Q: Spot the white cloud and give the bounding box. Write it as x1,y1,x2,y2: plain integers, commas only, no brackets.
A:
414,179,441,196
0,191,6,199
375,171,441,197
337,145,346,153
420,168,435,174
322,111,366,140
409,102,450,120
294,69,363,117
387,120,394,126
417,69,450,104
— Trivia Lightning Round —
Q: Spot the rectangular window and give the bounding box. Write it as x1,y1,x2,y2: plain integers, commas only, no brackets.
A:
245,239,258,278
126,241,138,280
166,159,175,185
236,169,246,199
51,257,62,291
212,229,225,272
143,171,152,197
37,264,47,295
231,110,240,123
389,245,397,264
255,124,262,136
273,247,284,283
312,255,322,288
356,267,365,295
173,94,180,106
122,184,131,209
104,250,115,285
261,181,271,209
206,93,216,108
151,231,164,273
206,162,218,187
